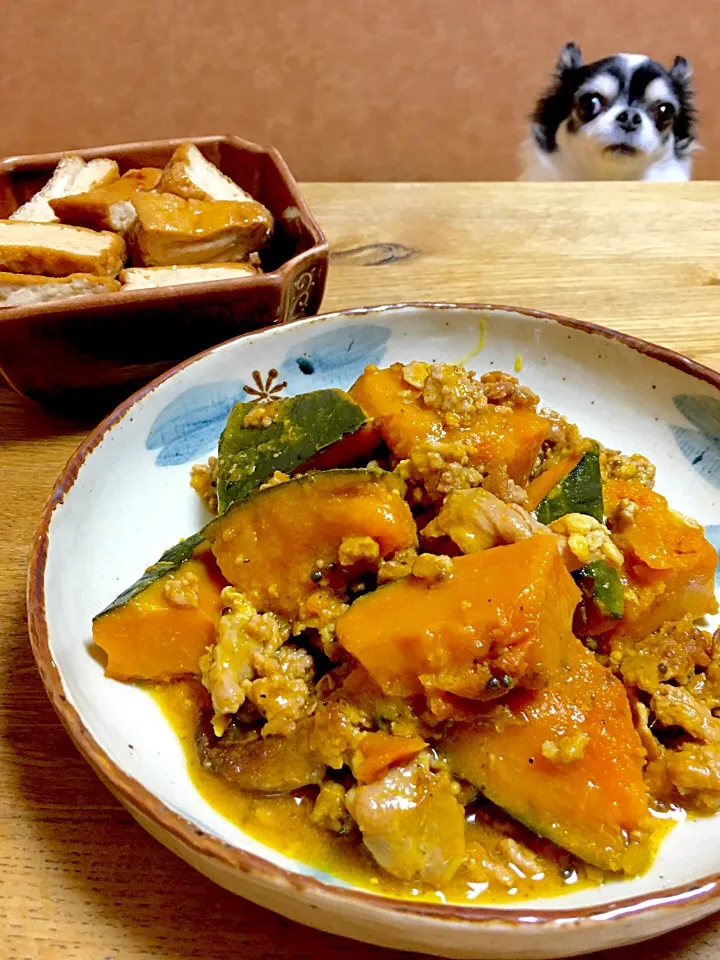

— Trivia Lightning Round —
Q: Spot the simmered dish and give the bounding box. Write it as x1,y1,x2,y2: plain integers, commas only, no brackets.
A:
0,143,272,306
92,362,719,903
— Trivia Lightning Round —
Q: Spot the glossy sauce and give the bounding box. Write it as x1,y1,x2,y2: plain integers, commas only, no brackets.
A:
151,681,676,905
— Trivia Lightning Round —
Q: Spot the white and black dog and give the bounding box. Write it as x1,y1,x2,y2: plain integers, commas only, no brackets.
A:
521,43,697,181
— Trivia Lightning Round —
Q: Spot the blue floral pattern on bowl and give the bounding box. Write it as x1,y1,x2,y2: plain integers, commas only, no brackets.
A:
146,324,390,466
146,380,244,466
277,324,390,388
671,394,720,488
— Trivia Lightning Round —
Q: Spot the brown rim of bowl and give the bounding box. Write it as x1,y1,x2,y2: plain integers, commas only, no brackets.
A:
27,302,720,928
0,134,328,322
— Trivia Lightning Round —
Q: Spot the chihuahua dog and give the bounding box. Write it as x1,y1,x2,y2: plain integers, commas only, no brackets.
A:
520,43,696,181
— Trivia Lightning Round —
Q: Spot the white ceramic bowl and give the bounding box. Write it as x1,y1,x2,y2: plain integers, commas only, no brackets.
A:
28,304,720,959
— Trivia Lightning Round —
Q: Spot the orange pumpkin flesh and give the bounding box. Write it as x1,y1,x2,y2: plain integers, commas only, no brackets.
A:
207,470,417,620
349,364,549,485
93,544,227,681
300,422,382,471
336,537,581,699
352,732,428,783
604,479,718,642
443,639,651,874
525,451,584,511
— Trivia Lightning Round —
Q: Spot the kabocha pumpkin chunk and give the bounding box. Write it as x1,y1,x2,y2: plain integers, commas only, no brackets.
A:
442,639,651,874
206,470,417,620
349,363,549,489
93,540,227,681
216,389,369,513
525,450,584,511
335,537,581,702
302,422,382,471
573,559,625,637
605,479,718,642
535,446,603,524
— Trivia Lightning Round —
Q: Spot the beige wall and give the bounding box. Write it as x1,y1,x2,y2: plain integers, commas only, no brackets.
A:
1,1,717,180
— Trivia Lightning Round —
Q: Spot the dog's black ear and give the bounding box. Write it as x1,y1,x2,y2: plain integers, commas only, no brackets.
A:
557,42,582,74
532,43,582,152
670,55,693,85
669,56,697,153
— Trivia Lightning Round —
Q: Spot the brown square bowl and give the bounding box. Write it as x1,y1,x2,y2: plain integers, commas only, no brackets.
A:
0,135,328,411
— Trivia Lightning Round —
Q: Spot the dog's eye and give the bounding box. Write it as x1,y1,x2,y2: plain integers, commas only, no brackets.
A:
576,93,605,123
655,102,676,129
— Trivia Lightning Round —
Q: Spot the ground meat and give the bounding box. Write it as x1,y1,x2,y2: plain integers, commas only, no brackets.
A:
259,470,291,490
249,674,314,737
479,371,539,409
199,589,265,731
293,588,349,659
619,617,713,694
310,700,370,769
200,587,315,737
548,513,624,568
600,447,656,488
406,439,485,501
412,553,454,582
163,570,200,608
190,456,218,513
377,547,418,584
535,409,585,468
338,536,380,567
310,782,353,834
420,363,489,427
242,400,281,429
651,685,720,743
540,731,590,764
255,643,315,681
248,641,316,737
612,497,639,530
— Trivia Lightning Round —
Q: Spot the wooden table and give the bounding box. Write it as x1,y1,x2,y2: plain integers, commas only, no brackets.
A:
2,182,720,960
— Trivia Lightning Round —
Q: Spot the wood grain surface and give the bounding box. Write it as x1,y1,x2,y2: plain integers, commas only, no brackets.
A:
2,181,720,959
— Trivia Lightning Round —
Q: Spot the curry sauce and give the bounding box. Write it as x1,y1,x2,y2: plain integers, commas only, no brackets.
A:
152,680,673,905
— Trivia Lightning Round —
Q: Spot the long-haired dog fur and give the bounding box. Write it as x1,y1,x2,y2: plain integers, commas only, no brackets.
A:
521,43,697,181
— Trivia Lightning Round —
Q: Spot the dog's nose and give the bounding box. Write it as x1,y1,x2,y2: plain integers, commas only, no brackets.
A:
616,109,642,133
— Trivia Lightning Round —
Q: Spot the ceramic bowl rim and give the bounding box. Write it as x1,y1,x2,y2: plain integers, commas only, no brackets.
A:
26,301,720,930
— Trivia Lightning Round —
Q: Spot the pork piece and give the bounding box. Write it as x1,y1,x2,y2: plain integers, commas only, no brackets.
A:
196,716,325,793
423,487,552,553
651,685,720,743
665,742,720,811
619,617,713,694
422,487,621,571
199,587,314,738
346,758,466,883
